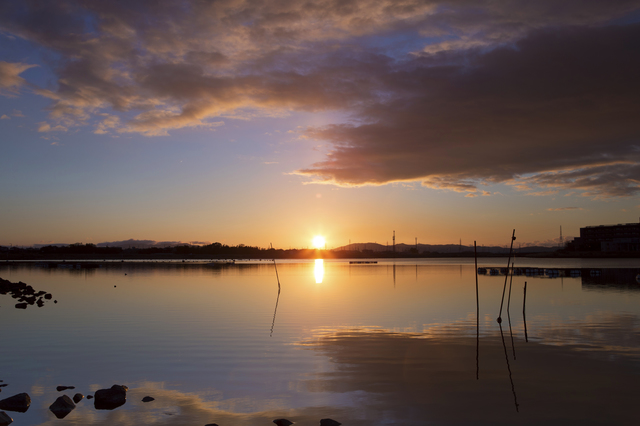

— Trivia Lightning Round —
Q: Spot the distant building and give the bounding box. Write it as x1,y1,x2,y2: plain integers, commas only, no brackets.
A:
569,223,640,252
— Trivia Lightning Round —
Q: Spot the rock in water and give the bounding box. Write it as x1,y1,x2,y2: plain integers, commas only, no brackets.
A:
273,419,294,426
49,395,75,419
94,385,127,410
0,411,13,426
72,393,84,403
320,420,341,426
0,393,31,413
56,386,75,392
141,396,154,402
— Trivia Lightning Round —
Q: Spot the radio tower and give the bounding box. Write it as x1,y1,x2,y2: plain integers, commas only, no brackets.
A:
393,230,396,255
559,226,563,248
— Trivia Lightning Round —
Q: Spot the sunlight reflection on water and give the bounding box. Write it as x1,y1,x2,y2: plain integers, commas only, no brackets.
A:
314,259,324,284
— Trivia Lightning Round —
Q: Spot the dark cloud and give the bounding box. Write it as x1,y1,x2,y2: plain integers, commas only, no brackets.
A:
298,24,640,197
1,1,639,195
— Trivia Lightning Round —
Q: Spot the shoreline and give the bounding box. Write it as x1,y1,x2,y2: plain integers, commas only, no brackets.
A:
2,251,639,261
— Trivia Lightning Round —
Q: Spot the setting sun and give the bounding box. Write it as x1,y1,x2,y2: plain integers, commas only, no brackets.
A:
312,236,326,249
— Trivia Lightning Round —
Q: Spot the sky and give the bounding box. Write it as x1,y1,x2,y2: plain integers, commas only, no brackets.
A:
1,0,640,249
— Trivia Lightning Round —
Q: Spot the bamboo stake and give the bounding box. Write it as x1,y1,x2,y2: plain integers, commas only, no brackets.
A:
497,229,516,323
475,241,479,380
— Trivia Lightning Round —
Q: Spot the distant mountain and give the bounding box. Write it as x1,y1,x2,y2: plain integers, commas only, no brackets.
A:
95,239,205,249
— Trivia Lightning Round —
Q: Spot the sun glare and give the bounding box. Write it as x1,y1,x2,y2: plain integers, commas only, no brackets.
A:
312,236,326,249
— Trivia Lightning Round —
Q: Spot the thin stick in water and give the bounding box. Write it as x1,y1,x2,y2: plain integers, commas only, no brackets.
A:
475,240,479,380
270,259,282,337
497,229,516,323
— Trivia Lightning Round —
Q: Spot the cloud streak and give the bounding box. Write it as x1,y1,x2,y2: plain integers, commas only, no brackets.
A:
0,61,37,96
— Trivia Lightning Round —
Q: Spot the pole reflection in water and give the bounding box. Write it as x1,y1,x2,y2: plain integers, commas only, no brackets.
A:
523,281,529,343
507,262,517,360
499,322,520,412
393,263,396,288
314,259,324,284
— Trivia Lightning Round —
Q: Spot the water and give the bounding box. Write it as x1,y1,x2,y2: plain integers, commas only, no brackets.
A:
1,258,639,425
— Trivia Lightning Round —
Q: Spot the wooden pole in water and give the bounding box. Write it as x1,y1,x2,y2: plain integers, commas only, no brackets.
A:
475,241,479,380
273,259,281,290
270,259,282,337
475,241,479,314
497,229,516,323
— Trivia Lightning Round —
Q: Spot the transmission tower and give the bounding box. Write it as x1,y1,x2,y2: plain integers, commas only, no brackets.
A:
393,230,396,255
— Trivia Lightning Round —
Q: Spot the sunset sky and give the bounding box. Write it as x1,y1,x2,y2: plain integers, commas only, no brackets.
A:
1,1,639,249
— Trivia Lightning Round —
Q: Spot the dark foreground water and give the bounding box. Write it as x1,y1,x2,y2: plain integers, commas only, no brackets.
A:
1,258,639,425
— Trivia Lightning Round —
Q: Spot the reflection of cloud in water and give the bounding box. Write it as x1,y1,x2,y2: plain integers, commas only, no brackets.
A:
531,312,640,357
34,384,356,426
30,384,45,397
19,314,640,425
298,317,640,425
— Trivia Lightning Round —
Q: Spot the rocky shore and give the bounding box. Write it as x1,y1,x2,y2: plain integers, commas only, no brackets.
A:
0,385,341,425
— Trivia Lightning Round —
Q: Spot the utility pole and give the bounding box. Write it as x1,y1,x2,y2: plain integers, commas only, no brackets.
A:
559,226,563,248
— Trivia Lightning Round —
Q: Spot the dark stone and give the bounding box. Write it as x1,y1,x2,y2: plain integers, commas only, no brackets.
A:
86,395,93,400
14,303,27,310
94,385,127,410
273,419,294,426
56,386,75,392
320,420,341,426
44,293,52,300
72,393,84,403
0,385,7,388
0,411,13,426
204,424,219,426
49,395,75,419
0,393,31,413
141,396,154,402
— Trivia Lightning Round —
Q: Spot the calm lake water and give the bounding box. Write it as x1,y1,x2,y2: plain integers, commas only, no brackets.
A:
1,258,639,425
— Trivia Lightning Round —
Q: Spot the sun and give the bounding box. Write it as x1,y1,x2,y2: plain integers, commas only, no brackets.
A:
312,236,326,249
